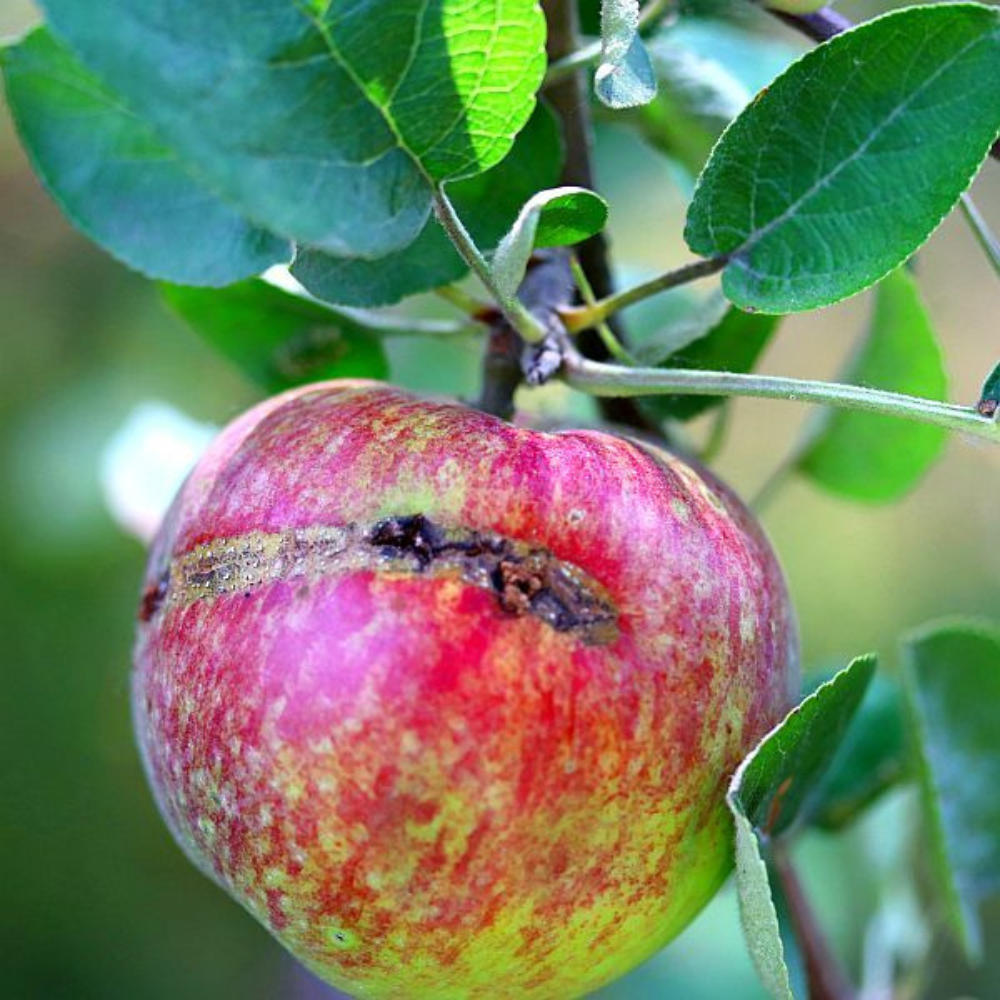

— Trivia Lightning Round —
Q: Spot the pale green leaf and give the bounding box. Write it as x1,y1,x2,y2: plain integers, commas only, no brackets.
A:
596,0,657,109
797,268,948,503
161,280,389,392
728,656,876,999
902,619,1000,962
492,187,608,299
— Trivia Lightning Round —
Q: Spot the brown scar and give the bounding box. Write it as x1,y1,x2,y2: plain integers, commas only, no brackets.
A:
144,515,619,646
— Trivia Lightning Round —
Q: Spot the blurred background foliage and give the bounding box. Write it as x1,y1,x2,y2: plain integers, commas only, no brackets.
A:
2,0,999,997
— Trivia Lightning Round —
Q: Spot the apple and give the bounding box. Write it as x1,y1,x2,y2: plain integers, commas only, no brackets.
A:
134,380,798,998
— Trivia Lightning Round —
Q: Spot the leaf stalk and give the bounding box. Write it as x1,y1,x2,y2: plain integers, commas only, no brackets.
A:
560,351,1000,444
432,188,547,344
560,255,727,332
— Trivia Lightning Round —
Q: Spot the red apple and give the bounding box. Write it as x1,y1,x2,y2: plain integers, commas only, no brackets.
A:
134,381,798,998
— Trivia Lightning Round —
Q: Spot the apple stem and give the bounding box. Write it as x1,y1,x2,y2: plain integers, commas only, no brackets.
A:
559,348,1000,444
771,844,857,1000
560,256,728,333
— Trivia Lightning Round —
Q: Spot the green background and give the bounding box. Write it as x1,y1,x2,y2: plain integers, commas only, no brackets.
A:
2,1,999,997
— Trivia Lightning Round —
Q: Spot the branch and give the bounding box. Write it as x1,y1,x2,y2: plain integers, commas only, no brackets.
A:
560,351,1000,444
560,256,727,332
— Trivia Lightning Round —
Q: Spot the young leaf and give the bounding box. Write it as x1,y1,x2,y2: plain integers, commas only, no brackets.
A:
807,671,910,831
902,619,1000,962
797,268,948,503
639,307,780,422
161,280,389,392
728,655,877,1000
39,0,547,258
1,28,290,286
978,361,1000,417
596,0,657,109
492,188,608,299
685,4,1000,313
291,104,563,308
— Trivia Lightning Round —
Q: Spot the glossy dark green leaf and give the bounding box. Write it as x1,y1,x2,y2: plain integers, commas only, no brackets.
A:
595,0,656,109
797,268,948,503
808,671,910,831
1,28,290,285
686,4,1000,313
728,655,876,1000
493,187,608,298
161,280,389,392
291,104,563,307
902,619,1000,962
40,0,546,257
640,307,779,422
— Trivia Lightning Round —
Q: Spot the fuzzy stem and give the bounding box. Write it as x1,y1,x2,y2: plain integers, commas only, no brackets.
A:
561,352,1000,443
960,194,1000,280
771,844,857,1000
568,254,637,365
561,256,727,332
432,188,547,344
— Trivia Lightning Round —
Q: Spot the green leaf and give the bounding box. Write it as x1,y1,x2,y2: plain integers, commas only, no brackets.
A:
1,28,290,286
978,361,1000,417
639,306,779,422
40,0,547,257
596,0,657,109
728,655,876,1000
902,619,1000,962
161,280,389,392
808,671,910,831
685,4,1000,313
290,104,563,307
492,187,608,299
797,268,948,503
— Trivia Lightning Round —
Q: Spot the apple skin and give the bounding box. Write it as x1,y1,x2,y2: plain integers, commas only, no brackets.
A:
134,381,798,999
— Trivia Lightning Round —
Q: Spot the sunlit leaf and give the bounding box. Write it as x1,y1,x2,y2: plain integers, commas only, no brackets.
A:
39,0,547,257
291,105,563,307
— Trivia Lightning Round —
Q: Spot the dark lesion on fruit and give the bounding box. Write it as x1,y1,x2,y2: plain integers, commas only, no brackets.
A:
138,568,170,622
164,515,620,645
368,514,619,645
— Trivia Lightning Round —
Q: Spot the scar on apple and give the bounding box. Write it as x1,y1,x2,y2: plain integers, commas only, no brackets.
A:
148,514,620,645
